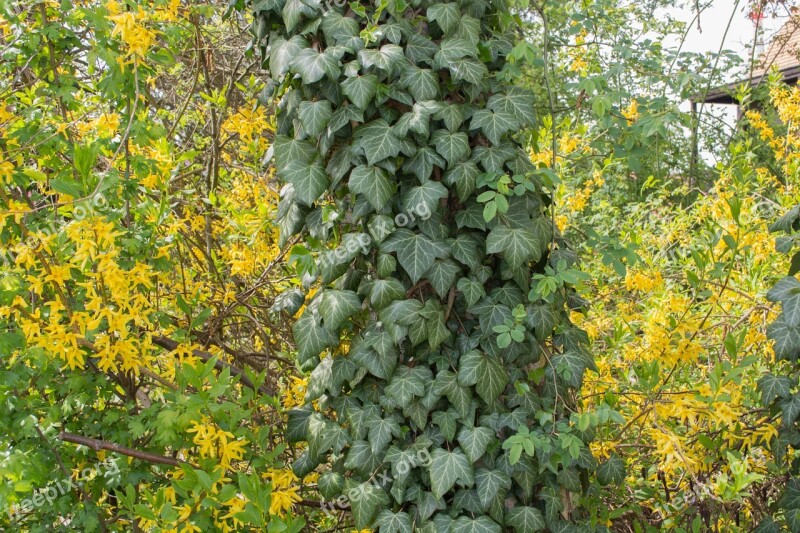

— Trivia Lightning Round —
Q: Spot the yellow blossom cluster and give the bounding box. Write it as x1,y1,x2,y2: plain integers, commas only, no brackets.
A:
264,468,302,517
221,102,272,154
568,29,591,75
624,269,663,292
282,376,308,410
75,112,121,139
187,417,248,469
107,3,157,60
5,216,162,373
0,1,308,531
622,100,639,123
562,170,605,220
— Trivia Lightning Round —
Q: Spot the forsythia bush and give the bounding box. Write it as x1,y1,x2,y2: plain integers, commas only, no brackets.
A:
548,73,800,528
0,1,307,531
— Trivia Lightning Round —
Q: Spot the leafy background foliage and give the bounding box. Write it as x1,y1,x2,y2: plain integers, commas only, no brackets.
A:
2,0,800,531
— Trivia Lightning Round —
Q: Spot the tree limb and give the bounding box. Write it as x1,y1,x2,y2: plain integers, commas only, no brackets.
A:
59,432,186,467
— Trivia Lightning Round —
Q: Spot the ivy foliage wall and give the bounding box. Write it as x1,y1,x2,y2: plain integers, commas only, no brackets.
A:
247,0,597,530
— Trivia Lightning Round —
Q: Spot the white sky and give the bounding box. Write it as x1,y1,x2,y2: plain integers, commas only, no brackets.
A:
666,0,791,59
657,1,796,161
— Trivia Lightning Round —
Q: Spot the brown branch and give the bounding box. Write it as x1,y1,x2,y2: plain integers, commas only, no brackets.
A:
406,279,430,298
59,432,185,467
444,286,457,322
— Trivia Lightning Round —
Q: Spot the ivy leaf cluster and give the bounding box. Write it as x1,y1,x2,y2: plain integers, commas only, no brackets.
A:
760,206,800,531
249,0,596,530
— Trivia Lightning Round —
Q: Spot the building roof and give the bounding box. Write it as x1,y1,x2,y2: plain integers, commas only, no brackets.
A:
754,15,800,77
696,15,800,105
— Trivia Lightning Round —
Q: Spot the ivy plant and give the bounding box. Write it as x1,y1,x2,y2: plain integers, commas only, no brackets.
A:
247,0,596,530
759,205,800,533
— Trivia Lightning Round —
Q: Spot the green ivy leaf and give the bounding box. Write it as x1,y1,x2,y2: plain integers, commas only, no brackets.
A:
551,351,591,388
470,109,519,145
347,480,390,529
367,278,406,309
475,469,511,508
444,160,480,201
386,365,428,408
404,181,448,215
342,75,378,109
319,290,361,331
505,506,546,532
429,448,474,499
359,44,405,72
458,350,509,404
292,47,340,84
400,66,440,101
769,317,800,362
274,135,317,168
317,471,345,500
375,510,413,533
435,37,478,65
457,426,494,463
382,228,449,284
405,32,439,63
426,259,461,298
450,234,483,271
293,312,335,363
781,479,800,509
759,373,794,407
298,100,332,137
450,516,502,533
596,453,626,486
349,165,394,210
321,12,359,44
355,119,403,165
785,295,800,327
404,146,445,181
457,277,486,307
350,333,398,379
486,226,543,267
432,410,459,442
432,130,471,166
369,415,401,454
427,3,461,34
436,104,465,132
270,35,307,76
767,276,800,302
449,58,488,84
278,158,329,206
282,0,317,31
781,394,800,426
488,89,537,127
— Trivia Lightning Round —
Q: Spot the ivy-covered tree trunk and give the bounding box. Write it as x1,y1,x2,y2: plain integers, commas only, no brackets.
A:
250,0,595,530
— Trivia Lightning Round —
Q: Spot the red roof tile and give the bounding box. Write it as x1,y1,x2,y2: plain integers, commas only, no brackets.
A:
754,16,800,76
